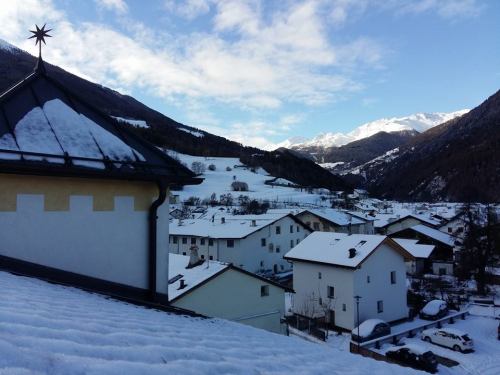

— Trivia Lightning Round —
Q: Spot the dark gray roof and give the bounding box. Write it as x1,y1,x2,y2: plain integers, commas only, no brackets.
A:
0,58,201,185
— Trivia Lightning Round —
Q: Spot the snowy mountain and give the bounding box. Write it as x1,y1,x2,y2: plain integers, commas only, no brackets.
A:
285,111,468,150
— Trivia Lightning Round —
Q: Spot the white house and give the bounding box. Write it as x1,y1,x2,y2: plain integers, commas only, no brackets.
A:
0,55,201,304
169,213,311,274
392,238,435,275
294,208,374,234
168,253,289,334
284,233,413,330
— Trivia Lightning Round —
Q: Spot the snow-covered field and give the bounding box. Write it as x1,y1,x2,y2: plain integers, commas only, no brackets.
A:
168,151,330,206
0,271,423,375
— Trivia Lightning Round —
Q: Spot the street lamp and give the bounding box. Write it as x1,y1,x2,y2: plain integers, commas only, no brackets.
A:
354,295,362,352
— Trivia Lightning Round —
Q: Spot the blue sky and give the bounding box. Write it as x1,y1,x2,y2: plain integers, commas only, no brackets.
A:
1,0,499,149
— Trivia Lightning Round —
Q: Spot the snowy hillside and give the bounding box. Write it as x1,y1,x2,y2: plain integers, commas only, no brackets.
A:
0,271,420,375
168,151,331,206
282,110,468,149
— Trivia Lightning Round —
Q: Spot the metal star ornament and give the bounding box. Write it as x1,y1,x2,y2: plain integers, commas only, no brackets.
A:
28,24,52,57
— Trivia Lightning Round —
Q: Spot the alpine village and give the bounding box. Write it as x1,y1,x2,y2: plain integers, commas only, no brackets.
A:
0,2,499,375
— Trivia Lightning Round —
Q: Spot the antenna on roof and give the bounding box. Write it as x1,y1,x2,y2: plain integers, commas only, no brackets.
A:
28,24,52,73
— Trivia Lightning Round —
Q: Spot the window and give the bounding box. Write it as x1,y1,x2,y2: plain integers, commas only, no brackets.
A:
313,222,320,231
209,255,213,260
261,285,269,297
275,226,281,235
261,238,266,247
367,275,371,284
209,239,214,246
377,300,383,313
296,225,300,232
342,304,346,312
276,246,281,253
191,238,196,245
227,239,234,248
260,261,264,267
172,236,178,244
390,271,396,284
327,286,334,298
448,227,453,233
182,252,186,256
319,297,323,306
318,272,322,279
290,240,294,248
200,238,205,245
296,239,300,245
201,255,205,260
290,225,294,233
182,237,187,244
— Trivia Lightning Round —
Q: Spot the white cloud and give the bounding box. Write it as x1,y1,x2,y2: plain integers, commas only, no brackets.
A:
164,0,210,20
95,0,128,14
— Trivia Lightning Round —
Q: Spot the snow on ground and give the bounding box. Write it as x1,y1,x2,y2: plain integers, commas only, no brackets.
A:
0,271,421,375
178,127,204,137
113,116,149,128
168,151,330,206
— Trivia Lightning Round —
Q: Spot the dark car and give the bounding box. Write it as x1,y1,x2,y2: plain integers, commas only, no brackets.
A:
386,345,438,373
419,300,448,320
351,319,391,342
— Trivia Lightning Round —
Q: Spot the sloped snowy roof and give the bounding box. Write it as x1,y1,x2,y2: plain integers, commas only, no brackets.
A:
299,209,365,226
284,232,406,268
0,60,198,183
377,213,441,228
168,254,228,300
392,238,435,259
409,225,457,247
170,213,305,239
0,271,420,374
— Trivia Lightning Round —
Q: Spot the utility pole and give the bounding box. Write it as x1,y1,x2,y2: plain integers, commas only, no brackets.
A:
354,295,362,352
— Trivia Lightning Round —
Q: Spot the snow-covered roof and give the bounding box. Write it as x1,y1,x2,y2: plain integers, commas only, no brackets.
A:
168,254,228,300
298,209,366,226
392,238,435,259
0,59,198,183
410,225,457,247
284,233,408,268
170,213,304,239
377,213,441,228
0,270,419,374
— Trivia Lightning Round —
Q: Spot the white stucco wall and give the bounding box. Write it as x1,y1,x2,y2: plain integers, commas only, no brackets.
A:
171,268,286,333
353,243,409,326
291,261,355,330
0,193,170,294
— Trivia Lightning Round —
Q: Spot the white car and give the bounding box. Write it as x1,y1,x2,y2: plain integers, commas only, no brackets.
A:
421,328,474,352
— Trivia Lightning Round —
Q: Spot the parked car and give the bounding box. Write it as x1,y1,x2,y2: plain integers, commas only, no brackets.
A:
386,344,438,373
351,319,390,342
421,328,474,352
419,300,448,320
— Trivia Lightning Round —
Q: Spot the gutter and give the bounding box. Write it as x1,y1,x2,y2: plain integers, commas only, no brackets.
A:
148,180,168,302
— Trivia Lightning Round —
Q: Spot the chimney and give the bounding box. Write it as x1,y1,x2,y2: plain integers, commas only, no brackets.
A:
178,279,187,289
348,248,356,258
187,245,202,268
251,219,257,227
221,217,225,224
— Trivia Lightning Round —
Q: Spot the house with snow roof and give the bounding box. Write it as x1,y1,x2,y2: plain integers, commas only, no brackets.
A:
284,233,413,330
294,208,374,234
390,224,460,276
376,213,442,235
0,56,201,304
168,253,289,333
169,212,311,275
392,238,435,275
